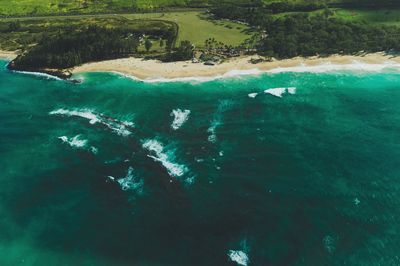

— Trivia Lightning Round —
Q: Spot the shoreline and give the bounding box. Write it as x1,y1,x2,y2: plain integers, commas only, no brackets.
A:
0,50,18,60
73,53,400,81
2,50,400,81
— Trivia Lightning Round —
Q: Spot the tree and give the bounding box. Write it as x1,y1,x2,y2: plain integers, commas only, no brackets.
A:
8,20,21,32
174,40,194,60
160,39,164,48
145,39,153,52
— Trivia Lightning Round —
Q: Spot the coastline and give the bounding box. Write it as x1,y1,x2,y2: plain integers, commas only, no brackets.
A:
73,53,400,82
0,50,18,60
2,50,400,81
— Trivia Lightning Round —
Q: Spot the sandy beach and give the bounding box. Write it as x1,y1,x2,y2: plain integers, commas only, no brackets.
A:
2,50,399,80
73,53,400,81
0,50,18,60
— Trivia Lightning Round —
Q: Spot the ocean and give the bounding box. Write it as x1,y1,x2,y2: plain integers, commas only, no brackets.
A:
1,59,400,265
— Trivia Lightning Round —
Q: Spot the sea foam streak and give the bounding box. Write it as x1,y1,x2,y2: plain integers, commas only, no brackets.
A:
228,250,249,266
50,108,134,136
142,139,189,180
58,135,87,148
248,93,258,98
264,87,297,98
170,109,191,130
208,100,234,143
111,68,262,84
11,70,63,81
117,167,144,192
267,61,400,74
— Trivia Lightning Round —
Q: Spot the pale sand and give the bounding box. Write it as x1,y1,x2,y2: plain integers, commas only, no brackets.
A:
73,53,400,81
0,50,18,60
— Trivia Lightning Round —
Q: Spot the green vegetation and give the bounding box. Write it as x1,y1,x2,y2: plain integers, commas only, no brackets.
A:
123,12,251,47
2,0,400,77
211,3,400,58
0,16,177,51
333,8,400,26
10,26,140,69
0,11,251,51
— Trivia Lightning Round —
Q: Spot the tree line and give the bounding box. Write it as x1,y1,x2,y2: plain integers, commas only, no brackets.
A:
11,26,142,69
211,3,400,59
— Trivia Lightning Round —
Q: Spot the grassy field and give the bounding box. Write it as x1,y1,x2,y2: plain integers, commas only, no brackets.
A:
123,11,252,47
0,11,252,49
333,9,400,26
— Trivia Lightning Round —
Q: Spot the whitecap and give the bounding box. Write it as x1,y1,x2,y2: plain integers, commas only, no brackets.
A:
207,120,220,143
248,93,258,98
287,87,296,94
58,135,87,148
170,109,191,130
228,250,249,266
50,108,134,136
51,108,100,124
264,87,287,98
142,139,189,179
90,146,98,154
117,167,144,192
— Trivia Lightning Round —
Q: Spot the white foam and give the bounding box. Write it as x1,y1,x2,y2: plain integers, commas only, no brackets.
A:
50,108,134,136
248,93,258,98
207,120,220,143
108,61,400,84
117,167,144,192
287,87,296,94
50,109,100,124
90,146,98,154
112,68,262,84
264,87,287,98
58,135,87,148
142,139,189,179
170,109,191,130
207,100,234,143
228,250,249,266
267,61,400,74
11,70,63,81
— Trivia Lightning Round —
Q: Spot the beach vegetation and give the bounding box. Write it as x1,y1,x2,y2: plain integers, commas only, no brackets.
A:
145,38,153,52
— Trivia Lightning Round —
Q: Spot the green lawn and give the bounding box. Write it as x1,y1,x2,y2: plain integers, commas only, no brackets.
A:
123,11,252,47
333,8,400,26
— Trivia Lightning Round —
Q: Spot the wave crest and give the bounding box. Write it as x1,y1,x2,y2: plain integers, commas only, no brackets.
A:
170,109,191,130
50,108,134,136
142,139,190,181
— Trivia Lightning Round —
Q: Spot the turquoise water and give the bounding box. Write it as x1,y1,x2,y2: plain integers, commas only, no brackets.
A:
1,59,400,265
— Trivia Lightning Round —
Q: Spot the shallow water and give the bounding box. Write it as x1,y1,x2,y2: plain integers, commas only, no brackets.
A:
1,60,400,265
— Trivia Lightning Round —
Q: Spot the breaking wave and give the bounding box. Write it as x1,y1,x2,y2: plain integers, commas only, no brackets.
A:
58,135,98,154
58,135,87,148
50,108,134,136
170,109,191,130
116,167,144,192
228,250,249,266
142,139,190,182
264,87,297,98
11,70,63,81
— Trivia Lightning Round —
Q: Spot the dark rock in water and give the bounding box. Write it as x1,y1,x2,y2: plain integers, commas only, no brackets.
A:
68,79,82,84
7,59,72,80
